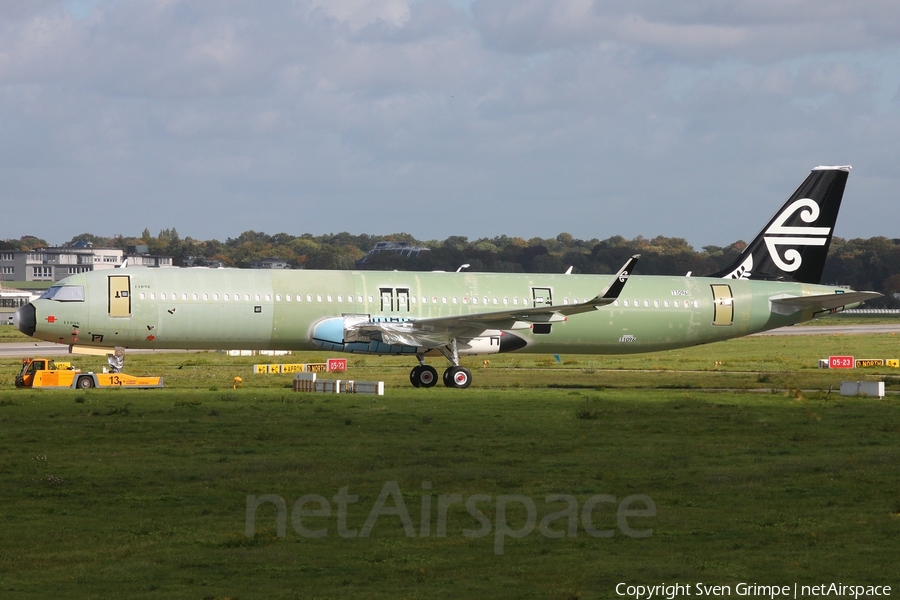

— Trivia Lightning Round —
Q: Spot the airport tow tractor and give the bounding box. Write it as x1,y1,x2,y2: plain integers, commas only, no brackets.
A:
14,358,164,389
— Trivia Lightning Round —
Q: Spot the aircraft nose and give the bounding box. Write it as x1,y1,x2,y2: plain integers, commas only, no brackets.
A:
13,303,36,337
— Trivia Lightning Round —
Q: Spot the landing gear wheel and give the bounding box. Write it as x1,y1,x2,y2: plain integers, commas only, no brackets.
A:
410,365,438,388
444,366,472,389
77,376,94,389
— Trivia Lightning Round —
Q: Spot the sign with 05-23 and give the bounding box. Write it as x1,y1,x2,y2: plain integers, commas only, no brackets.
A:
829,355,854,369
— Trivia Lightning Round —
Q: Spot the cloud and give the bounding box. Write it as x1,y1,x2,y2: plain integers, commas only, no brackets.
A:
0,0,898,246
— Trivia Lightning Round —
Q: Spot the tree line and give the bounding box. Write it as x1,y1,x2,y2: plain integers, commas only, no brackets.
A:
3,229,898,306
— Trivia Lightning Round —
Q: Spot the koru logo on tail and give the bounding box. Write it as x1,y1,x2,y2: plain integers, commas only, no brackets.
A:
724,255,753,280
762,198,830,272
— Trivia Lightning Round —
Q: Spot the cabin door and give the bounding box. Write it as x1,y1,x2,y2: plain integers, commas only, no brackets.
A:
108,276,131,318
710,284,734,326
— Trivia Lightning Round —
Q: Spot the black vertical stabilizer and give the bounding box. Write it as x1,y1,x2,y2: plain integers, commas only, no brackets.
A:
708,166,850,284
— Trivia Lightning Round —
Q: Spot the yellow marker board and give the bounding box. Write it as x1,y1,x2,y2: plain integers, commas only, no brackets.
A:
855,359,884,368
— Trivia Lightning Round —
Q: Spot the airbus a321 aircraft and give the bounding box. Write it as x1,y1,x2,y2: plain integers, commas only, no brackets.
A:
13,166,880,388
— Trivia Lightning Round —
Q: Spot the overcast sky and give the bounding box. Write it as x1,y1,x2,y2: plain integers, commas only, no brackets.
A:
2,0,898,248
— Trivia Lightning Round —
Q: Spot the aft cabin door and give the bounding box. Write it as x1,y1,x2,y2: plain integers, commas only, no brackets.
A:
710,284,733,326
108,275,131,318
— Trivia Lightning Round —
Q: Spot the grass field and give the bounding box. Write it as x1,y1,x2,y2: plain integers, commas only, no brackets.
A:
0,333,898,599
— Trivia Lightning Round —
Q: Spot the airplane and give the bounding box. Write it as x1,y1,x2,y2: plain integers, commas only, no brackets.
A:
13,165,881,389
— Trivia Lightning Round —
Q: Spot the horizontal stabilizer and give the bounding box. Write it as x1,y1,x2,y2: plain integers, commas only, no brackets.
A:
769,291,882,315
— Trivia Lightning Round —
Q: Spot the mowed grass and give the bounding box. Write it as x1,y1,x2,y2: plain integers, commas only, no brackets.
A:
0,334,898,599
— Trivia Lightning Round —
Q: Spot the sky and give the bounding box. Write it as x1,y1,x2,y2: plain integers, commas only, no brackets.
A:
1,0,898,248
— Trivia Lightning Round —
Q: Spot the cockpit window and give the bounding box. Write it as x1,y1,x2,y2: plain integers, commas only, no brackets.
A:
40,286,85,302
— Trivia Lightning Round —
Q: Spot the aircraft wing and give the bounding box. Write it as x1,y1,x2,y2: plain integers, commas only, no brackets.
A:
347,255,640,347
769,291,882,315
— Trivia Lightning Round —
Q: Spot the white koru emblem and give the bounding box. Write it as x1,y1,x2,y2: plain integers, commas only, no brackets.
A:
725,255,753,279
762,198,830,272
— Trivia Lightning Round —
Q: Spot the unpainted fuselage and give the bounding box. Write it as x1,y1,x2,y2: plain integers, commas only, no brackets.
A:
22,266,849,356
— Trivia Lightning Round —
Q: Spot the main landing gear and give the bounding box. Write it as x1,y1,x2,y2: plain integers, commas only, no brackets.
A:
409,340,472,389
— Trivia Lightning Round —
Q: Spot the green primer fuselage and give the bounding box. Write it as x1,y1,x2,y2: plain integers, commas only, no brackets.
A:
29,267,846,356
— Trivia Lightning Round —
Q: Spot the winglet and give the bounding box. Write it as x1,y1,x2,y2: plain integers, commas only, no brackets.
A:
598,254,640,301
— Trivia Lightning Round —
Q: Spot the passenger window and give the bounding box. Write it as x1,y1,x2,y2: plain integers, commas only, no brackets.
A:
338,295,343,302
317,295,323,302
643,300,649,307
503,297,508,305
624,300,629,307
275,294,281,301
308,294,313,302
182,293,187,300
452,297,458,304
161,293,167,300
513,297,518,305
140,292,146,300
266,294,271,301
422,296,427,304
204,293,210,301
472,297,478,304
245,294,251,301
493,297,498,305
150,293,156,300
613,300,619,306
327,295,333,302
286,294,291,301
442,297,448,304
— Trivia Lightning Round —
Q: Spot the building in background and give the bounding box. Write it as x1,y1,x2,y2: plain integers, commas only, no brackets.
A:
0,243,172,283
356,241,430,268
250,258,291,269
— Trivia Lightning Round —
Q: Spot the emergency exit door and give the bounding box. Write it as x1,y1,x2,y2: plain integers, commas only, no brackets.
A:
108,276,131,317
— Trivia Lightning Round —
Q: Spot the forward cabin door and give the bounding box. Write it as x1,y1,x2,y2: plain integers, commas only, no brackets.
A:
710,284,734,326
108,276,131,318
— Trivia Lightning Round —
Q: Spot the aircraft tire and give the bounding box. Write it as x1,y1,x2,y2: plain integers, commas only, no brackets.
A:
411,365,438,388
77,376,94,389
444,366,472,389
